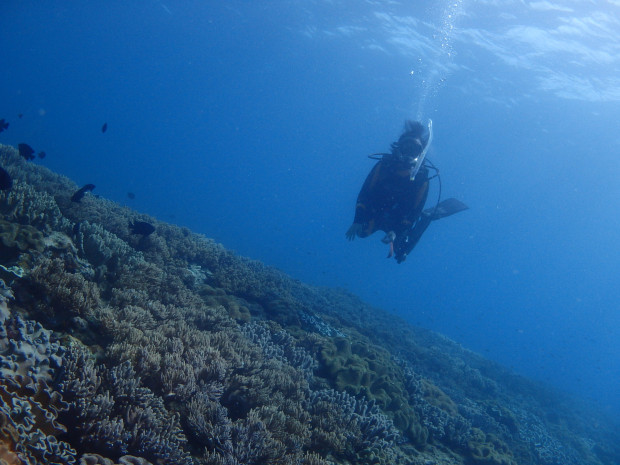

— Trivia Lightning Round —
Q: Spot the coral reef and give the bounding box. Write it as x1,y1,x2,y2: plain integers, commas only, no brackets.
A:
0,142,618,465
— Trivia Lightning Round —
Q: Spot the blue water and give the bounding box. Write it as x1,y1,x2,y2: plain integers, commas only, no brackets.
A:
2,1,619,418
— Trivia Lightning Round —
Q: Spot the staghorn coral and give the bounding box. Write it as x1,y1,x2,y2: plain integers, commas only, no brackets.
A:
94,295,317,464
198,406,289,465
100,304,230,403
24,257,101,325
0,145,75,200
43,231,94,278
305,388,402,464
58,344,192,465
0,180,71,233
73,220,144,281
240,320,317,381
184,393,232,454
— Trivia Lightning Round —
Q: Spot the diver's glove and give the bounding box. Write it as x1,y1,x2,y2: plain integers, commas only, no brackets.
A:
346,223,363,241
381,231,396,258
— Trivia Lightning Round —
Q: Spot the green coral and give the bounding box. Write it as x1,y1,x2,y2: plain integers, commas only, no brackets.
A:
0,219,45,256
467,428,517,465
421,378,459,416
0,220,45,276
197,284,252,322
318,335,426,445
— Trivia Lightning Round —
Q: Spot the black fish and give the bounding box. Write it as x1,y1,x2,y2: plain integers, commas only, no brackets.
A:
130,220,155,236
18,143,35,161
127,192,135,199
101,122,107,133
0,166,12,190
38,151,46,159
0,119,8,133
71,183,96,202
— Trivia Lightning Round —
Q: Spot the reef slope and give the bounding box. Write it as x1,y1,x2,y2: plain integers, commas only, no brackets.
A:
1,144,618,465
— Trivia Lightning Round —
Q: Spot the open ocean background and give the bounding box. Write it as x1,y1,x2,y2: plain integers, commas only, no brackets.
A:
1,0,619,421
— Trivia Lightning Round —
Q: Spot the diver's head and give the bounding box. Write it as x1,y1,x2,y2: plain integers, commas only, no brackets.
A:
390,120,429,164
396,134,424,162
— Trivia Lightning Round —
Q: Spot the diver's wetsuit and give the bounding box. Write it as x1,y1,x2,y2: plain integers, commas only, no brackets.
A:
353,157,430,247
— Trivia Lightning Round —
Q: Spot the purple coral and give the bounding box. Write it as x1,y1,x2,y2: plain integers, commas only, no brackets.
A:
58,346,192,465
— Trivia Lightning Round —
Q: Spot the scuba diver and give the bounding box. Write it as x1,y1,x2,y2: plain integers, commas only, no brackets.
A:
346,120,468,263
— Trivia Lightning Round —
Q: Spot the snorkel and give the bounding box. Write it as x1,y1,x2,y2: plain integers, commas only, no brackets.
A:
409,119,432,181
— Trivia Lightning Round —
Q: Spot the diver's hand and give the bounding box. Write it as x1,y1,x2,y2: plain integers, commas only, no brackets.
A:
346,223,363,241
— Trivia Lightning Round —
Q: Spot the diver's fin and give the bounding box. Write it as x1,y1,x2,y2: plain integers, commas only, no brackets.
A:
425,198,469,221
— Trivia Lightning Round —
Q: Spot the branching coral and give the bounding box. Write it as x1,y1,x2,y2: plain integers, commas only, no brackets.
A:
0,179,71,233
58,344,192,465
240,320,317,381
73,220,144,279
25,257,101,325
306,388,401,464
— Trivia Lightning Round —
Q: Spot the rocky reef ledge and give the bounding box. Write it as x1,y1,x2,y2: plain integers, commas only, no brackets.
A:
1,143,618,465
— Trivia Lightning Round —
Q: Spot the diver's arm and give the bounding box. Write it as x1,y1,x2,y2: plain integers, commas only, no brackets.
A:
346,161,383,240
353,161,382,224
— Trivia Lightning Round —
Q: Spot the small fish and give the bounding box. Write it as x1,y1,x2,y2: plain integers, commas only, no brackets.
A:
101,122,107,133
18,143,35,161
127,192,136,199
0,119,8,133
130,220,155,236
71,183,96,202
38,151,46,159
18,113,23,119
0,166,12,190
